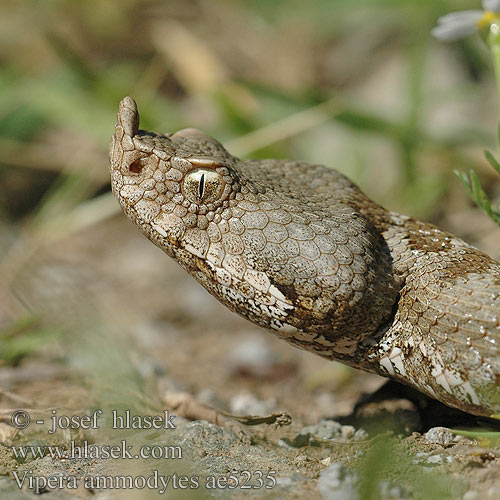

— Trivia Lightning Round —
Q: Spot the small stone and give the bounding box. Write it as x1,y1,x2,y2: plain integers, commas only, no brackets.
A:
300,419,343,440
228,336,277,377
341,425,355,439
196,388,220,406
426,454,444,464
488,487,498,497
287,419,366,448
229,392,276,416
276,472,309,490
378,480,410,499
318,463,358,500
277,438,295,449
425,426,454,446
353,429,368,441
463,491,478,500
413,451,429,464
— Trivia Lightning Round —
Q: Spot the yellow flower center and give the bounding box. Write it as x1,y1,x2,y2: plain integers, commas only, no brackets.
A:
477,11,500,29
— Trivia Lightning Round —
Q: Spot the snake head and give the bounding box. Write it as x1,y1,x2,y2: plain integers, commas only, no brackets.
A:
110,97,399,352
109,96,241,260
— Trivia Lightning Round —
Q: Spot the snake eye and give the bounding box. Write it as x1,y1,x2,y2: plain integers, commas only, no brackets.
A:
182,169,224,204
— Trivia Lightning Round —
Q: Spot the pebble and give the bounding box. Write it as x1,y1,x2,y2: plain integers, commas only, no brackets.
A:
301,419,343,439
196,388,220,406
488,487,499,497
378,480,410,499
179,421,237,462
287,419,367,447
463,491,478,500
425,426,454,446
229,392,276,415
276,472,310,490
414,450,454,465
318,463,359,500
426,454,445,464
228,336,277,376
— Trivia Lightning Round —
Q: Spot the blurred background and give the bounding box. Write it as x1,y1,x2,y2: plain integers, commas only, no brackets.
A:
0,0,499,497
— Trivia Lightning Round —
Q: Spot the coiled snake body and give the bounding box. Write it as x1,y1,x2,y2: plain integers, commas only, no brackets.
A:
110,97,500,417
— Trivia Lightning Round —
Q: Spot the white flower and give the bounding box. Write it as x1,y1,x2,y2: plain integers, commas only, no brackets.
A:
432,0,500,42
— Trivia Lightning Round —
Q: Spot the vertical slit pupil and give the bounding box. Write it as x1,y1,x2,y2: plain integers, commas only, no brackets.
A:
199,173,205,199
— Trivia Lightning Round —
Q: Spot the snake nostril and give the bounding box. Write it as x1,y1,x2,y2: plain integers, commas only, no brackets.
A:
129,158,147,174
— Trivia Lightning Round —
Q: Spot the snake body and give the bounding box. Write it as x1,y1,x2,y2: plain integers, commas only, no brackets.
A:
110,97,500,417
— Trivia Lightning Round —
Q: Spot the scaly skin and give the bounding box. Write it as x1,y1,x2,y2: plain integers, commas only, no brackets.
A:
110,97,500,417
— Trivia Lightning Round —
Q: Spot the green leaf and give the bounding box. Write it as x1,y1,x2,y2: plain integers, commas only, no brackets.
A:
455,169,500,227
0,315,62,365
453,170,472,195
484,150,500,175
450,429,500,448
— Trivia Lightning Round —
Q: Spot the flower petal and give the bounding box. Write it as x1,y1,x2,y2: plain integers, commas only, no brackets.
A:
432,11,483,41
435,10,483,26
431,23,477,41
483,0,500,13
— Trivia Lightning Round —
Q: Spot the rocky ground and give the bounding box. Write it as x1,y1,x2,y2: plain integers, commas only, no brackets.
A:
1,213,500,500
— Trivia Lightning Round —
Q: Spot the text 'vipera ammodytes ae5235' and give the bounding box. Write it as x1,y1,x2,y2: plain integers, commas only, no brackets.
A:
109,96,500,417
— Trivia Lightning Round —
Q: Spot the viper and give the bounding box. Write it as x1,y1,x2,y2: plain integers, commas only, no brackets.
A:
109,97,500,417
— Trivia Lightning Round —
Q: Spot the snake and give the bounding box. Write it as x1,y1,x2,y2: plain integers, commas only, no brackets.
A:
109,97,500,417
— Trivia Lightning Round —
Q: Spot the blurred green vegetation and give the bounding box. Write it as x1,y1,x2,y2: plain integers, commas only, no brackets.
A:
456,150,500,227
357,436,465,500
0,314,62,365
0,0,498,229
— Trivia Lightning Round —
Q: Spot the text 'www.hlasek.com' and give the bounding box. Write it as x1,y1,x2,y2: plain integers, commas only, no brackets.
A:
9,409,277,494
